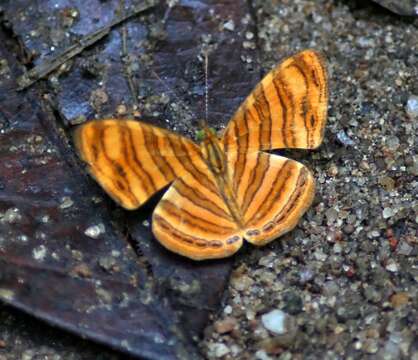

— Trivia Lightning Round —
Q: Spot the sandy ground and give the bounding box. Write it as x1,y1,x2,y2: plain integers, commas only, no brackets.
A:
0,0,416,359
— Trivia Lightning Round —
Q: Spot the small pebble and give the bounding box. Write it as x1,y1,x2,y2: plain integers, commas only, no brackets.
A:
116,104,127,115
261,309,288,335
32,245,47,261
343,224,355,234
209,343,230,358
397,241,413,256
385,260,399,272
223,19,235,31
231,274,254,292
98,256,118,272
1,207,22,223
406,95,418,118
255,350,273,360
214,317,237,334
84,223,105,239
336,130,355,146
223,305,232,315
363,339,379,354
390,292,409,308
70,263,92,278
245,31,254,40
59,196,74,209
382,207,394,219
379,176,396,191
313,249,328,262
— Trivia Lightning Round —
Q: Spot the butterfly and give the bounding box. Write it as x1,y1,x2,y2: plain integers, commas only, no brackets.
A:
74,50,328,260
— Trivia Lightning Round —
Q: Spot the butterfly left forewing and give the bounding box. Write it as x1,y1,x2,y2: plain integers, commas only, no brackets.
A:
74,119,202,209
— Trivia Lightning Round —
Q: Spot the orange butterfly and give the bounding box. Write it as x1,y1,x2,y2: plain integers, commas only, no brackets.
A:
74,50,328,260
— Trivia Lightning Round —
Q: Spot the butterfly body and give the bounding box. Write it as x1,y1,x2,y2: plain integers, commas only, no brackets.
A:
74,50,328,260
199,127,244,227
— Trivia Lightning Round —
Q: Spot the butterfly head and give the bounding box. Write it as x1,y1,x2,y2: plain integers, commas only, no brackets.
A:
195,126,217,142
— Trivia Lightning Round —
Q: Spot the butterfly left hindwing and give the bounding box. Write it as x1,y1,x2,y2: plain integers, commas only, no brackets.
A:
153,170,243,260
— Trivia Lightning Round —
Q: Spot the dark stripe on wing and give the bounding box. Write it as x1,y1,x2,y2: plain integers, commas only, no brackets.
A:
158,199,236,234
124,124,157,194
245,160,292,226
175,178,234,221
98,125,138,205
242,153,271,215
233,108,249,193
272,72,289,148
273,167,309,224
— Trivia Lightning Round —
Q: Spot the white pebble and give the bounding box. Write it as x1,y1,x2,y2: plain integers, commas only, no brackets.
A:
59,196,74,209
1,207,22,224
383,207,394,219
210,343,230,358
385,260,399,272
223,19,235,31
33,245,47,261
255,349,273,360
406,95,418,118
261,309,288,335
84,223,105,239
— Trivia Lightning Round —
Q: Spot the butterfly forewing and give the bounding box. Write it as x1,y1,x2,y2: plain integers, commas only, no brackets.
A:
223,49,328,153
74,119,203,209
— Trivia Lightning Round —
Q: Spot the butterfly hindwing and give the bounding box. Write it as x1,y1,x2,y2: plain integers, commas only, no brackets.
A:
223,49,328,152
226,151,315,246
74,119,202,209
152,170,243,260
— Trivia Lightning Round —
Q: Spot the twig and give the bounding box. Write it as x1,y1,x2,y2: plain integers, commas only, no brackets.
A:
162,0,179,24
119,0,139,107
16,0,157,91
121,27,139,106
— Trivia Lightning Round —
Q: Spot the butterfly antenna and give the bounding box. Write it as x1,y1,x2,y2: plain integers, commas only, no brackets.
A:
204,50,209,126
